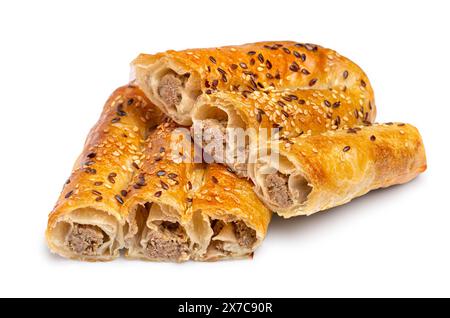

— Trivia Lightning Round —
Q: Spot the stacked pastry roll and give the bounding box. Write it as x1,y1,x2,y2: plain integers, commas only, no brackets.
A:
47,41,427,262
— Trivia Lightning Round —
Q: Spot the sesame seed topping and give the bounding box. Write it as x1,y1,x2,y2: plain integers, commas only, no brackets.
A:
258,53,264,63
247,51,256,56
111,117,120,123
87,152,96,159
160,181,169,190
324,100,331,107
121,190,128,197
156,170,166,177
239,62,248,69
94,181,103,186
115,195,124,205
266,60,272,70
154,191,162,198
282,47,291,54
289,62,300,72
309,78,318,86
343,70,349,79
65,190,73,199
250,58,255,66
127,98,134,106
361,79,367,87
211,176,219,184
84,167,97,175
370,135,376,141
92,189,102,196
301,68,310,75
332,101,341,108
95,196,103,202
343,146,351,152
209,56,216,64
132,162,139,169
230,63,238,70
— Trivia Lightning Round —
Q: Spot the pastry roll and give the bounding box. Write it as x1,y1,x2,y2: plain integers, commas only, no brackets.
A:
46,85,165,261
190,88,376,176
123,122,271,261
132,41,375,125
249,123,427,218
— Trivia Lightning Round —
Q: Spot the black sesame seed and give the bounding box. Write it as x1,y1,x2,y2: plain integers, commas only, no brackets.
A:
95,196,103,202
239,62,248,69
154,191,162,198
354,109,359,118
159,147,165,153
277,100,286,107
137,173,146,186
205,89,212,94
84,167,97,174
281,110,290,118
250,58,255,66
256,111,262,123
370,135,376,141
258,53,264,63
127,98,134,106
65,190,73,199
212,79,219,87
121,190,128,197
211,176,219,184
257,82,264,89
186,197,193,203
283,48,291,54
266,60,272,70
94,181,103,186
398,123,405,126
168,173,178,179
289,94,298,100
160,181,169,190
92,189,102,196
230,64,238,70
247,51,256,56
87,152,96,159
298,99,306,105
115,195,124,205
332,101,341,108
361,79,367,87
282,95,292,102
289,62,300,72
275,72,281,80
217,68,226,75
132,162,139,169
222,74,228,83
293,50,301,58
156,170,166,177
301,68,310,75
65,178,71,185
204,80,210,88
386,122,393,125
187,181,192,190
266,73,273,79
83,160,95,166
343,70,349,79
347,128,357,134
209,56,216,64
309,78,318,86
111,117,120,123
324,100,331,107
343,146,351,152
300,53,306,62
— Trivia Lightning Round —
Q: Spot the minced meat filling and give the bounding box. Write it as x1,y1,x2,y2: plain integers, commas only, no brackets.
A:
144,221,189,260
66,224,106,255
158,72,189,108
234,221,257,248
265,172,293,207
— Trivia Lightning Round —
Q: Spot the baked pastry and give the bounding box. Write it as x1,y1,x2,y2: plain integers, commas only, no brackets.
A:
191,88,375,177
248,123,427,218
131,41,375,125
46,85,165,261
123,122,271,261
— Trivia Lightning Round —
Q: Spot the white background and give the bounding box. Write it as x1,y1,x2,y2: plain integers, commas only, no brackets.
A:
0,0,449,297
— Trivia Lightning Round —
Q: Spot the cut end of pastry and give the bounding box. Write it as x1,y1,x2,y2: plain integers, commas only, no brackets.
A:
201,217,259,261
46,208,122,261
191,102,249,177
135,60,201,125
125,202,191,262
252,153,312,215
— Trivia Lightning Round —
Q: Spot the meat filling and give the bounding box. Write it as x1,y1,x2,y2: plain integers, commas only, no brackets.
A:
158,72,189,109
265,172,293,208
144,221,190,260
234,221,257,248
66,224,106,255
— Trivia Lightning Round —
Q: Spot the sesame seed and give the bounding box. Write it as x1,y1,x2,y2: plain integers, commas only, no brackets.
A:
309,78,318,86
127,98,134,105
87,152,96,159
250,58,255,66
230,64,238,70
111,117,120,123
65,190,73,199
324,100,331,107
283,47,291,54
217,68,226,75
187,181,192,190
301,68,310,75
211,176,219,184
332,101,341,108
92,189,102,196
343,71,349,79
156,170,166,177
361,79,367,87
370,135,376,141
397,123,405,126
247,51,256,56
386,122,393,125
205,89,212,94
239,62,248,69
115,195,124,205
298,99,306,105
266,60,272,70
94,181,103,186
209,56,216,64
258,53,264,63
343,146,351,152
132,162,139,169
160,181,169,190
95,196,102,202
154,191,162,198
84,167,97,174
289,62,300,72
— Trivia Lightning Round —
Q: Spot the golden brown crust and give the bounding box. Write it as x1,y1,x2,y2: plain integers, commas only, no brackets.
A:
132,41,375,125
253,123,427,217
46,85,165,260
123,123,271,261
